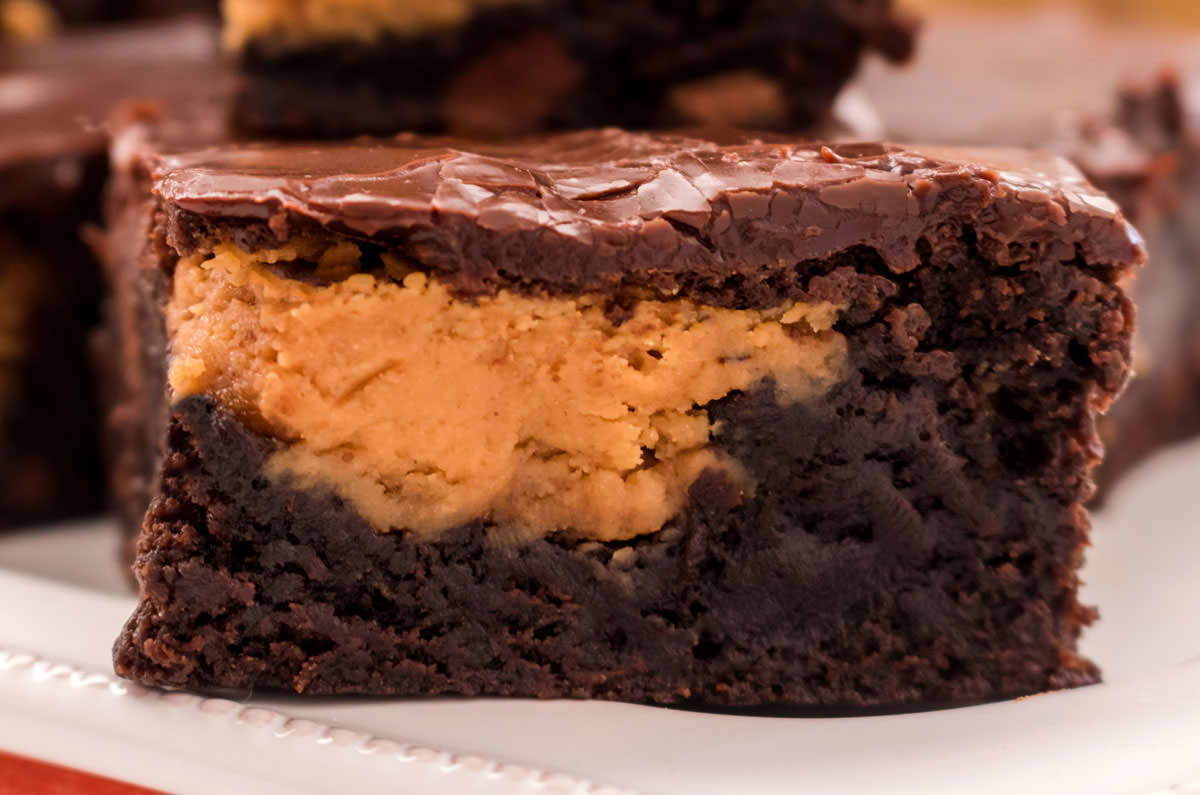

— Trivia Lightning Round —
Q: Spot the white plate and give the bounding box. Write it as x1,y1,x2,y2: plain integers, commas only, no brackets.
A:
2,439,1200,795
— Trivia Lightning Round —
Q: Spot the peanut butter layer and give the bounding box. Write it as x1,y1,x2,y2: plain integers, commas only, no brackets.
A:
668,71,788,129
224,0,536,49
0,0,57,40
167,242,847,541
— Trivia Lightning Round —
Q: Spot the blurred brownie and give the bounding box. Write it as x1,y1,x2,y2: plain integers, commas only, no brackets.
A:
0,19,224,527
1,0,216,39
0,158,105,526
1058,73,1200,495
227,0,915,138
109,128,1142,705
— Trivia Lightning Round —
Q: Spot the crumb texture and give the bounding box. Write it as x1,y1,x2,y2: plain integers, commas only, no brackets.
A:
167,241,845,540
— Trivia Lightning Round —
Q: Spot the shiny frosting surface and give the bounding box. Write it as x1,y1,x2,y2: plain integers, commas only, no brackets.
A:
150,130,1144,280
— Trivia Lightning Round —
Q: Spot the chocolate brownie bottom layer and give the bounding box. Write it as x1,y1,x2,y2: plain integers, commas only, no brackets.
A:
115,376,1098,704
115,235,1123,702
233,0,913,138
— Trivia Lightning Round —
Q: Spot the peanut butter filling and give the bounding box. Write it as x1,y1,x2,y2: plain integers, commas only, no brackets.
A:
223,0,538,49
668,71,787,129
1,0,57,40
167,242,846,541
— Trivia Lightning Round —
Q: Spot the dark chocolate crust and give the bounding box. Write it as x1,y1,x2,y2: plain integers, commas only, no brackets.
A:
234,0,915,138
112,132,1140,702
1062,74,1200,496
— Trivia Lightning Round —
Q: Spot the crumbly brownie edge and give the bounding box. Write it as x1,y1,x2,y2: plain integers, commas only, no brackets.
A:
92,195,172,541
1067,76,1200,497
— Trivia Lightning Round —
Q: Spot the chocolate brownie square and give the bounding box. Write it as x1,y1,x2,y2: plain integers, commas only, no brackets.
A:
109,129,1142,705
228,0,916,139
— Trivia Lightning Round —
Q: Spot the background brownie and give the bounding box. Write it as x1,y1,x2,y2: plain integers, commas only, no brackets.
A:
1059,73,1200,496
228,0,916,138
110,131,1142,705
0,161,106,527
1,0,216,39
0,19,225,528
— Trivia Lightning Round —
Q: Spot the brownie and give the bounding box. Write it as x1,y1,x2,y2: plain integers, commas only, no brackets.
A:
106,129,1143,706
1056,73,1200,496
0,19,226,528
228,0,916,139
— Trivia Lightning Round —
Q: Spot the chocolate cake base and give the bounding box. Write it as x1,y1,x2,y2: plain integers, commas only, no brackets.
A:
117,362,1103,703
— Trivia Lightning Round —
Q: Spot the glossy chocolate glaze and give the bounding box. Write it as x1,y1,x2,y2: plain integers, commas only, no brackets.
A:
135,131,1144,301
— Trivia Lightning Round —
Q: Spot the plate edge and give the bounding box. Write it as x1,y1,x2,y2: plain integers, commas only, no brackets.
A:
0,644,640,795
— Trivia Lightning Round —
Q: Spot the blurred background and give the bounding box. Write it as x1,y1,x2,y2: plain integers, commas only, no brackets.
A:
906,0,1200,25
859,0,1200,145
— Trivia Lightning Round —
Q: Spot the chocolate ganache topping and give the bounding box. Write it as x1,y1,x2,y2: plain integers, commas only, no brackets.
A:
142,130,1145,297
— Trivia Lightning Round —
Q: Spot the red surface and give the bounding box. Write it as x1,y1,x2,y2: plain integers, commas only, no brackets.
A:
0,749,164,794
